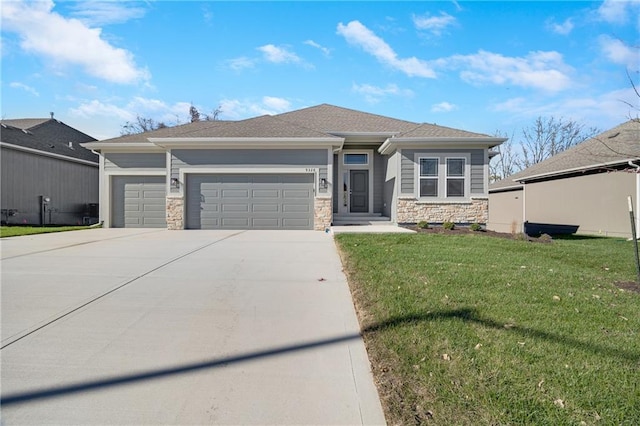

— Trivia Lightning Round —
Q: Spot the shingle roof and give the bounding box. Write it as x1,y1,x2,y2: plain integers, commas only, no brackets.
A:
396,122,491,138
93,103,495,143
490,119,640,191
1,118,50,130
274,103,419,133
1,119,98,162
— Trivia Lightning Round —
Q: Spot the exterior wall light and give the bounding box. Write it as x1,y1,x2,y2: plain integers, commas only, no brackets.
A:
171,178,180,188
320,178,328,189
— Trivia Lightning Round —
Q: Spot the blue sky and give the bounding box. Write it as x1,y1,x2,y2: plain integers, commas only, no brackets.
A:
1,1,639,140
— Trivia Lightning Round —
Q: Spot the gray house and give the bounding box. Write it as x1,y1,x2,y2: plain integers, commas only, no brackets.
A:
488,119,640,238
1,118,99,226
82,104,505,230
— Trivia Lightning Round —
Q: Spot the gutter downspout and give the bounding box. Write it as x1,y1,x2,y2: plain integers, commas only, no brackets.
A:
628,161,640,233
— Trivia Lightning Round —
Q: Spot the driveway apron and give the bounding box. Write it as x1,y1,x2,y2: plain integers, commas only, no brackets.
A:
0,229,386,425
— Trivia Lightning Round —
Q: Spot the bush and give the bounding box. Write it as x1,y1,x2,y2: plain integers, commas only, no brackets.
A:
417,221,430,229
470,223,482,232
539,233,553,242
443,221,455,230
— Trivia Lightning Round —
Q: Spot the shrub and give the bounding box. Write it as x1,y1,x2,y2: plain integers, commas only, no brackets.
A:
470,223,482,232
539,233,553,242
417,221,430,229
443,221,455,230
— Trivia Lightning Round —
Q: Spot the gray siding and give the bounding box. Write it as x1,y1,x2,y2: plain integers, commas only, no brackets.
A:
1,147,98,225
333,154,339,213
172,149,329,194
400,149,485,196
104,153,165,170
383,152,397,218
373,151,385,214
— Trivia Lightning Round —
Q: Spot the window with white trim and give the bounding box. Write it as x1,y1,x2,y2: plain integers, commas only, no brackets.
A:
416,154,470,200
419,158,438,197
344,153,368,165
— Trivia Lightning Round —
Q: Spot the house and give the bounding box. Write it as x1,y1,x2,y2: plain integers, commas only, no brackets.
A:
488,119,640,238
0,117,99,226
81,104,505,230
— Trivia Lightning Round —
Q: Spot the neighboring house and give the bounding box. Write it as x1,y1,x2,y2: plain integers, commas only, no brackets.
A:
0,117,99,226
82,104,505,230
488,119,640,238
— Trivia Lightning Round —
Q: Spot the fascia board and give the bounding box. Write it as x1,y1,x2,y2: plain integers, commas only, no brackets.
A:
516,158,640,182
379,137,507,155
80,142,163,152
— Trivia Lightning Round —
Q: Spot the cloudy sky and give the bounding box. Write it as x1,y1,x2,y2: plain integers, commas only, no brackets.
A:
1,0,639,140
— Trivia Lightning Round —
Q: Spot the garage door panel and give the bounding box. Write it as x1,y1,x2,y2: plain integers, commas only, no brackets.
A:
186,174,314,230
112,176,166,228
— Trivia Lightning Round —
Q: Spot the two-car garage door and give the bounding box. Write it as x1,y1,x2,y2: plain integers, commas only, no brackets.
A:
186,174,314,230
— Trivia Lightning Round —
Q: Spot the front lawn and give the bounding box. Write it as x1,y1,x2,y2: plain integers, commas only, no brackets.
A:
335,233,640,425
0,226,94,238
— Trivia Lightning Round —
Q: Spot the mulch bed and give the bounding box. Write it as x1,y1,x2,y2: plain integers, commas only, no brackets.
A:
615,281,640,294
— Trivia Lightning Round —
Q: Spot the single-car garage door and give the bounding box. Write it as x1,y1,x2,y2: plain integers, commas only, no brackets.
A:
112,176,166,228
186,174,314,230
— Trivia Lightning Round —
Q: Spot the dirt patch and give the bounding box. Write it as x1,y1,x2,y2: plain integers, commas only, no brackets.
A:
401,225,553,243
615,281,640,293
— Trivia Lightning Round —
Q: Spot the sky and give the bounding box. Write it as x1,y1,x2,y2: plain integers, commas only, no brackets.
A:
1,0,639,140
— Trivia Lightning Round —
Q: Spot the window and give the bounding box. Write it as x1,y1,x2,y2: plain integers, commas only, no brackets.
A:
416,154,469,200
419,158,438,197
344,153,368,165
446,158,465,197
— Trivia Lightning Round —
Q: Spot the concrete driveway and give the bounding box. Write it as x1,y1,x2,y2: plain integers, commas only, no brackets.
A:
0,229,385,425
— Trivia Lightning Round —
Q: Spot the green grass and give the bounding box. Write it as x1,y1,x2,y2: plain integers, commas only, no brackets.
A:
335,233,640,425
0,225,95,238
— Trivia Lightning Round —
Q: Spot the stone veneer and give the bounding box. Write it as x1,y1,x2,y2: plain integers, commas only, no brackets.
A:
166,196,184,230
397,198,488,224
314,197,332,231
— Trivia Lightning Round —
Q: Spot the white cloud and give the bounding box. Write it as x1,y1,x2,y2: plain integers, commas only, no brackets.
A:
70,97,194,125
598,35,638,68
225,56,256,71
597,0,640,24
68,1,147,26
258,44,302,64
547,18,574,35
440,50,573,92
352,83,413,103
1,0,150,85
304,40,331,56
431,102,457,112
336,20,436,78
412,12,456,36
9,82,40,96
219,97,294,119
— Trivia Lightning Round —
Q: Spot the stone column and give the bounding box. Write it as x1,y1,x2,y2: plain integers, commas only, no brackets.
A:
166,196,184,230
314,197,332,231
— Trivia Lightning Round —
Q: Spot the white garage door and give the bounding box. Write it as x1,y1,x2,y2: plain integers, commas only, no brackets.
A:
112,176,166,228
186,174,314,230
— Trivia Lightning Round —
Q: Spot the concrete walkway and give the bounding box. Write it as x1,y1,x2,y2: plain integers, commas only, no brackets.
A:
1,229,386,425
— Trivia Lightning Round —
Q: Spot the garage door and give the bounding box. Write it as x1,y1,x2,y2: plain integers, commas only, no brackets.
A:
112,176,166,228
186,174,314,229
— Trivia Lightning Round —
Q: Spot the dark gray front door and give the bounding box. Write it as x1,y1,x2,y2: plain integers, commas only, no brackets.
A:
350,170,368,213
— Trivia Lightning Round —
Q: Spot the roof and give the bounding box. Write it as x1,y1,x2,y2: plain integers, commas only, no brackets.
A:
273,103,419,133
0,118,98,163
490,119,640,191
91,103,498,146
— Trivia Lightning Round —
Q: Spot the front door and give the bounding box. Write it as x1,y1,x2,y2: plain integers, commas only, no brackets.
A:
350,170,369,213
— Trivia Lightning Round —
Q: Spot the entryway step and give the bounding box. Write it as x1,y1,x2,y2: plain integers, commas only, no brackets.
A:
332,215,392,226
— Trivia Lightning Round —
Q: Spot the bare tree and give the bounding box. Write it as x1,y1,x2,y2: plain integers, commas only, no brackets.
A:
203,106,222,121
517,116,599,169
120,115,167,135
189,104,200,122
489,131,519,182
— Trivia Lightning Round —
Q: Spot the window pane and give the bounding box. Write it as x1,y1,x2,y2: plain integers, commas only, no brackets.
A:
447,158,465,177
420,158,438,176
344,153,368,165
420,178,438,197
447,178,464,197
